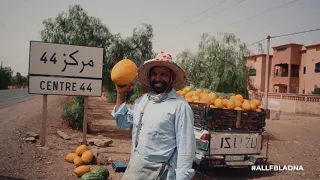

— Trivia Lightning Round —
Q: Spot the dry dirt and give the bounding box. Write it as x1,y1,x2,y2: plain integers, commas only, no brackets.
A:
0,96,319,180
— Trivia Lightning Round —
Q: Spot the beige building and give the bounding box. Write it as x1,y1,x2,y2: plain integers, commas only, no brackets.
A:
246,43,320,94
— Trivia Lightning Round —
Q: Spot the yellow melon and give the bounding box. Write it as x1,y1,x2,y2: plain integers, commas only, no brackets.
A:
192,95,200,101
183,87,192,92
66,153,79,163
200,94,211,104
111,59,137,85
234,107,242,111
234,100,242,108
243,99,250,104
214,98,224,108
180,91,187,97
73,156,83,167
250,99,261,106
235,94,244,102
256,108,262,112
81,150,94,164
242,102,251,111
250,104,257,111
186,98,193,102
75,144,87,156
74,165,91,177
194,89,202,96
208,93,217,104
210,105,216,108
230,95,236,101
222,99,228,107
185,91,194,98
226,99,235,109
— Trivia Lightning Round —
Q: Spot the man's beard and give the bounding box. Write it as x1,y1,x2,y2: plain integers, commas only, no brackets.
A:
151,80,168,94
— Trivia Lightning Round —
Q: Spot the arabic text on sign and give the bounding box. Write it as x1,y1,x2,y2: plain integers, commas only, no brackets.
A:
39,50,95,73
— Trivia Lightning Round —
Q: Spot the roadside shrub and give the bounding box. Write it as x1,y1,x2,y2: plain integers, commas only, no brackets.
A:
61,96,84,130
106,91,117,102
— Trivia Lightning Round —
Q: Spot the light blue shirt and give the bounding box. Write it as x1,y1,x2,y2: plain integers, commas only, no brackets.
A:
111,88,196,180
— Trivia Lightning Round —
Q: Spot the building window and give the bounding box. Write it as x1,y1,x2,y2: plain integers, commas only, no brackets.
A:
315,62,320,73
303,67,306,74
248,68,256,76
302,89,305,94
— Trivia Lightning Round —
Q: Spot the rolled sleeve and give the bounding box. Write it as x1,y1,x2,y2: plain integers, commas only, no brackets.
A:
174,102,196,180
111,102,134,129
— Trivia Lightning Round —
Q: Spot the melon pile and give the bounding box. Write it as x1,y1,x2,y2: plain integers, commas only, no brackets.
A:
65,144,109,179
177,87,262,112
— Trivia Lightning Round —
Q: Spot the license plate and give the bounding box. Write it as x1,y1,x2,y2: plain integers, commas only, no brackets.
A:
225,155,245,161
211,133,262,154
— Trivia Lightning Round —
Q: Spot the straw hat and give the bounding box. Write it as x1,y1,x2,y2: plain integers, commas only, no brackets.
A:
137,51,186,91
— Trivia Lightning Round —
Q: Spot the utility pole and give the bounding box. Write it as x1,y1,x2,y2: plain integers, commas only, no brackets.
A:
264,36,271,118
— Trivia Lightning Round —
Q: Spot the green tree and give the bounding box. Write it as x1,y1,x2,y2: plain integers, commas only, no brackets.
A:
15,72,24,87
177,32,251,98
0,62,14,89
104,23,155,102
39,4,155,130
40,4,155,102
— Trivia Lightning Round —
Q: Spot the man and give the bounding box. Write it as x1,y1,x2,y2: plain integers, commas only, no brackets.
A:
111,51,196,180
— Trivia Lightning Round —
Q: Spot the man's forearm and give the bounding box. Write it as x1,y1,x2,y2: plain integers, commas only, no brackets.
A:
115,93,126,112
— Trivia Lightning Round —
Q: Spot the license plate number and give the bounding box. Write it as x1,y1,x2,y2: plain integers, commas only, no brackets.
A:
211,133,262,154
225,155,244,161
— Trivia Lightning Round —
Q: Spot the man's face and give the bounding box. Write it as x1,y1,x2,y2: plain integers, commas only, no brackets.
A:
150,66,173,94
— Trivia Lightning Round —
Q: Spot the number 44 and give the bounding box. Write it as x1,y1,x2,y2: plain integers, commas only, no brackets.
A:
80,83,92,92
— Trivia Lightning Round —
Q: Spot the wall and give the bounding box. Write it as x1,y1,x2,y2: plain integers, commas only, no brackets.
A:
305,47,320,94
255,93,320,115
247,56,264,91
299,51,307,93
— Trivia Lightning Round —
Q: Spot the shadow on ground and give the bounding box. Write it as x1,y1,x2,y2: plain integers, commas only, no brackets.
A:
0,176,26,180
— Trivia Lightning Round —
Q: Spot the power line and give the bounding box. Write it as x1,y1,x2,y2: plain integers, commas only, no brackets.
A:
247,38,267,47
215,0,302,31
247,27,320,49
194,0,248,24
175,0,228,28
271,28,320,38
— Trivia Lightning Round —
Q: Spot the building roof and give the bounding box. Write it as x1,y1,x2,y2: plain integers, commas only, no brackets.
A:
305,43,320,49
246,54,273,59
272,43,304,49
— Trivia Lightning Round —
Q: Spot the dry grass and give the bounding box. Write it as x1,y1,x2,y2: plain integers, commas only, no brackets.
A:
56,96,75,107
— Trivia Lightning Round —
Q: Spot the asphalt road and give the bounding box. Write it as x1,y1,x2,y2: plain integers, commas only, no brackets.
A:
0,88,39,109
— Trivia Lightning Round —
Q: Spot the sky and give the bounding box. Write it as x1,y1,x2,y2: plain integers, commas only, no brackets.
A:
1,0,320,76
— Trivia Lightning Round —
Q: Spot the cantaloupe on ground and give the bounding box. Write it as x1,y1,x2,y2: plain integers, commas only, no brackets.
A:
74,165,91,177
111,59,137,85
75,145,87,156
66,153,79,163
74,156,83,167
81,150,94,164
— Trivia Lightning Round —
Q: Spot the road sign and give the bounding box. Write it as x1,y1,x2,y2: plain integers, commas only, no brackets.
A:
29,41,103,78
29,76,102,96
28,41,103,97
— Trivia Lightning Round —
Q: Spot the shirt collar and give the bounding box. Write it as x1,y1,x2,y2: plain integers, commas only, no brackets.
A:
147,88,179,103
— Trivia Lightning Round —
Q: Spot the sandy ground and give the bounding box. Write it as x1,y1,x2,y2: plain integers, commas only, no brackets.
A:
0,96,319,180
